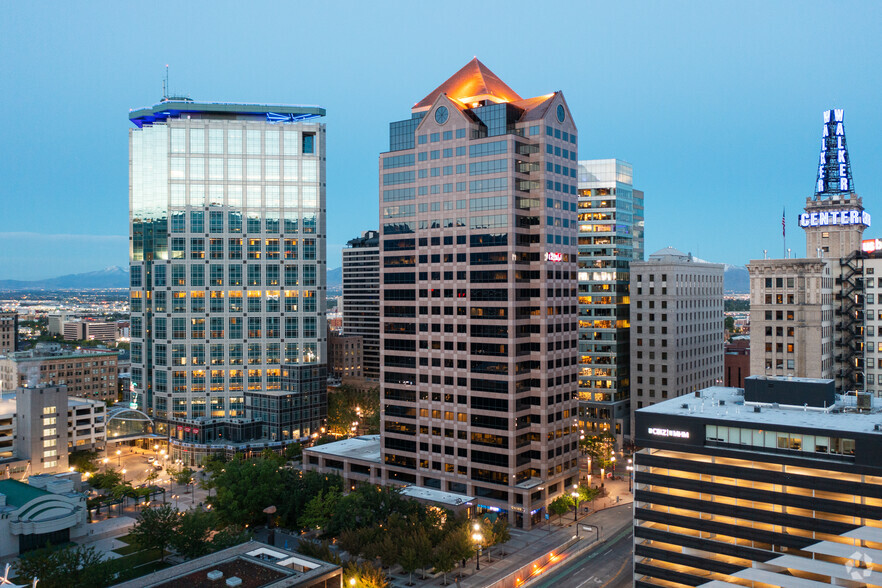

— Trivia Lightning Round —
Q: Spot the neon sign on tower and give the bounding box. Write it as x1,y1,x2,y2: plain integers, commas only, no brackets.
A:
815,109,855,196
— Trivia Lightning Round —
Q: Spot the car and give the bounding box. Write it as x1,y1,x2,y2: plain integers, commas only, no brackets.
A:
153,465,163,471
147,456,155,463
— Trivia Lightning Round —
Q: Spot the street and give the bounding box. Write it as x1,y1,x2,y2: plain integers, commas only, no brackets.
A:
526,521,633,588
97,445,210,510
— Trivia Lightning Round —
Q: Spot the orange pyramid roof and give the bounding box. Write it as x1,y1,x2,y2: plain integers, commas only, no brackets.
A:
413,58,522,110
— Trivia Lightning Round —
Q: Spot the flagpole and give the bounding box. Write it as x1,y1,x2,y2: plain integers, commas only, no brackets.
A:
783,207,786,258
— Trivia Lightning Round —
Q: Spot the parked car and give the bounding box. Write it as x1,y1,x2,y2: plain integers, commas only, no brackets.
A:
153,465,163,471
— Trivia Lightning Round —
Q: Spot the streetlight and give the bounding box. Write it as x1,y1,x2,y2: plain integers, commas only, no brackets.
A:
116,449,121,467
471,523,483,571
121,468,127,482
102,457,109,472
627,458,634,493
570,489,580,537
611,455,617,479
349,578,356,587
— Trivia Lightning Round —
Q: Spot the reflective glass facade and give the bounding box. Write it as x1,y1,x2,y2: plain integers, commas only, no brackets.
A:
577,159,644,444
129,101,327,447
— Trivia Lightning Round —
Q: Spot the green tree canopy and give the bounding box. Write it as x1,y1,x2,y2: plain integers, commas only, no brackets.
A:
326,385,380,436
14,544,116,588
69,450,100,473
549,495,573,523
300,488,342,530
171,509,215,559
130,504,180,561
90,468,123,490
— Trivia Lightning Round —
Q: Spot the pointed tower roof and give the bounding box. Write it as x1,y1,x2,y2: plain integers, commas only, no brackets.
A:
814,109,855,199
413,58,522,111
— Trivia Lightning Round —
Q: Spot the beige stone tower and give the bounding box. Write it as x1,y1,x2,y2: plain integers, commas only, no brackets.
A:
800,109,868,259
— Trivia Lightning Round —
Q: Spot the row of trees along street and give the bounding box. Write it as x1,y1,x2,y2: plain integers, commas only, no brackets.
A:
203,451,511,587
30,449,511,587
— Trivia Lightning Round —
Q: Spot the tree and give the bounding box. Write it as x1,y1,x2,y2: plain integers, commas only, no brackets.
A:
443,524,475,578
15,544,116,588
144,468,159,485
300,488,341,531
110,482,134,514
548,495,573,524
326,385,380,436
399,545,420,586
171,510,215,559
130,504,180,561
725,316,735,332
211,525,252,551
431,540,457,586
338,528,365,558
209,453,293,528
174,466,195,486
580,432,615,471
69,450,100,474
90,468,123,490
284,442,303,461
343,561,389,588
491,519,511,556
374,533,399,569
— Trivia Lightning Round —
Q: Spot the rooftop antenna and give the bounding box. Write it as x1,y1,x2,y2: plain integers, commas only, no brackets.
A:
162,64,169,101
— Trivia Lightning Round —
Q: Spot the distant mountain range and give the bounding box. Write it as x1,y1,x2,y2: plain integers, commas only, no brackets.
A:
724,264,750,294
0,266,130,290
0,263,751,294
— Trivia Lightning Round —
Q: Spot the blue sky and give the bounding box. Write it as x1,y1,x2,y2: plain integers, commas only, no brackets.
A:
2,1,881,279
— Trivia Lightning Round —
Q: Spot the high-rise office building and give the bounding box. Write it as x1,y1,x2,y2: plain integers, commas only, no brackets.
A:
128,98,327,459
0,312,16,355
378,58,581,527
634,377,882,586
342,231,380,380
629,247,724,427
576,159,644,446
748,110,868,391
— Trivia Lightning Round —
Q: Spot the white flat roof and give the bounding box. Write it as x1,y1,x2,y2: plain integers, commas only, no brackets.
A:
399,485,474,506
641,386,882,435
306,435,382,463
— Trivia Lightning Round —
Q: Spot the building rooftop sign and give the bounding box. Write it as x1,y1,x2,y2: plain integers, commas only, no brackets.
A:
815,109,855,197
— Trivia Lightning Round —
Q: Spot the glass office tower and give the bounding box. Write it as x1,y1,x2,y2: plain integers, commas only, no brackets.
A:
379,59,581,528
577,159,644,446
129,98,327,461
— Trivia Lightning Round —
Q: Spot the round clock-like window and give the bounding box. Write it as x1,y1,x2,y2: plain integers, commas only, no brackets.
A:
435,105,449,125
557,104,566,123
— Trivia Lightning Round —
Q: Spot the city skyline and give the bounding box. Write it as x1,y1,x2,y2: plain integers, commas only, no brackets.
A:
3,1,882,279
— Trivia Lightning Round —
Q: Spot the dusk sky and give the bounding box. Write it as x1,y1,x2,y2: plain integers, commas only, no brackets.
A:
2,1,881,280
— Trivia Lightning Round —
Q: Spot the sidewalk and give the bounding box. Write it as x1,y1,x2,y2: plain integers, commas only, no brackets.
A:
381,482,634,588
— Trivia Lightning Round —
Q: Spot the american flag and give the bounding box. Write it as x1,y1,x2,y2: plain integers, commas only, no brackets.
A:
782,207,786,238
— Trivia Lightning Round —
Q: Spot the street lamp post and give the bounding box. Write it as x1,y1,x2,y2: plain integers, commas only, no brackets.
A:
116,449,121,467
102,457,109,473
471,523,483,571
570,489,580,537
611,455,617,479
627,458,634,493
